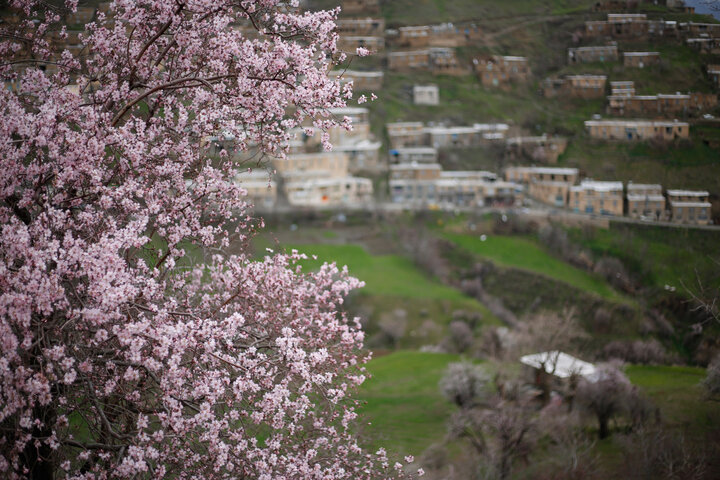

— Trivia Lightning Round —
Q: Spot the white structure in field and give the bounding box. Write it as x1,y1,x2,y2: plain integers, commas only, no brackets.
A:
520,351,597,379
413,84,440,105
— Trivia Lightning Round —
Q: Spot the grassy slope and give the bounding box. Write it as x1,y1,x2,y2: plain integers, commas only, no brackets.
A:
627,364,718,435
568,222,720,292
442,233,625,301
356,351,467,455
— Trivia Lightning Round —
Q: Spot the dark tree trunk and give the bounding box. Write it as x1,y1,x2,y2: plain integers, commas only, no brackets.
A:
21,404,55,480
598,414,609,439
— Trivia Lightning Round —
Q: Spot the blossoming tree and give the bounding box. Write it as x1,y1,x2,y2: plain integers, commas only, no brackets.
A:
0,0,403,477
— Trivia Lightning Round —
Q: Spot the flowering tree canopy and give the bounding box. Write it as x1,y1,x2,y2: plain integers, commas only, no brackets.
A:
0,0,403,477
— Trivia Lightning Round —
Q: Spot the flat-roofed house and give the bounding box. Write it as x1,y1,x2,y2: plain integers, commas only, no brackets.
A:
328,70,384,91
387,122,426,148
591,0,639,12
570,180,624,215
336,18,385,36
387,50,431,71
585,119,689,141
388,147,438,164
284,176,373,207
504,166,579,185
687,38,720,55
585,13,649,39
338,35,385,52
626,183,666,220
681,22,720,38
543,74,607,99
505,167,578,207
568,45,618,64
474,55,530,88
505,135,569,164
272,152,349,178
236,170,278,211
623,51,660,68
667,190,712,225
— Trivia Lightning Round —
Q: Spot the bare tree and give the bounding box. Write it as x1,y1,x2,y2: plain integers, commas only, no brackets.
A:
576,364,636,439
439,362,492,409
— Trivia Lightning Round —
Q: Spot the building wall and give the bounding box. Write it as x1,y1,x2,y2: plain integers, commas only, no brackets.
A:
570,187,623,215
568,46,619,64
413,85,440,105
585,121,689,141
623,52,660,67
530,181,571,207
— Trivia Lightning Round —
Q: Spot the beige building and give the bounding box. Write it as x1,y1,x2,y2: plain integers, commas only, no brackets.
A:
236,170,278,210
336,18,385,36
338,35,385,52
568,45,618,64
585,119,689,141
626,183,666,220
387,48,466,75
387,122,426,148
505,135,568,164
284,176,373,207
504,166,579,185
505,167,578,207
474,55,530,88
393,23,466,48
543,74,607,99
680,22,720,38
610,81,635,97
413,85,440,105
389,163,519,208
585,13,649,39
328,70,384,92
687,38,720,55
623,51,660,68
272,152,349,178
667,190,712,225
388,147,438,164
327,107,381,171
570,180,624,216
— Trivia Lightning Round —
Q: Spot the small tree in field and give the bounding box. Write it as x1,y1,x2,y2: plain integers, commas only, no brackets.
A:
0,1,405,478
440,362,491,409
577,364,636,439
703,354,720,397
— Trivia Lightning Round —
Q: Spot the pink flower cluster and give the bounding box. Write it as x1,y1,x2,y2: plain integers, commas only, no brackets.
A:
0,0,411,477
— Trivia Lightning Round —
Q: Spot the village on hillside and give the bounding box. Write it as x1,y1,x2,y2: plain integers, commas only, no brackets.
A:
8,0,718,225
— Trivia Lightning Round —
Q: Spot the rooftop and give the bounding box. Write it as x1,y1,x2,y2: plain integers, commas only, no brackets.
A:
520,351,597,379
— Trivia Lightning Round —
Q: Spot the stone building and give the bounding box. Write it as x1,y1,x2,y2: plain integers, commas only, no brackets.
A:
338,35,385,52
328,70,384,91
505,135,569,164
387,122,426,148
387,48,466,75
610,81,635,97
607,92,717,117
585,119,689,141
543,74,607,99
568,45,619,64
667,190,712,225
623,51,660,68
474,55,530,88
626,183,665,220
336,18,385,36
504,166,579,185
236,170,278,211
585,13,648,39
680,22,720,38
505,167,578,207
388,147,438,164
393,23,466,48
687,38,720,55
569,180,624,216
413,85,440,105
284,175,373,207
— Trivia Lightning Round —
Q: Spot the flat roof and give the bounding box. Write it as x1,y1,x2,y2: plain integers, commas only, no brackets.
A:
667,189,709,196
670,201,712,208
585,120,689,127
520,351,596,379
627,183,662,190
575,180,624,192
623,51,660,56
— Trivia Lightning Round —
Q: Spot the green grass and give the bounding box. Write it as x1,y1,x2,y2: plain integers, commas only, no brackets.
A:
568,222,720,294
442,233,625,301
288,243,475,301
627,364,718,433
357,351,471,454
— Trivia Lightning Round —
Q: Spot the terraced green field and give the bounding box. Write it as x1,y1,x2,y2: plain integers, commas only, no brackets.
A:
442,233,625,301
